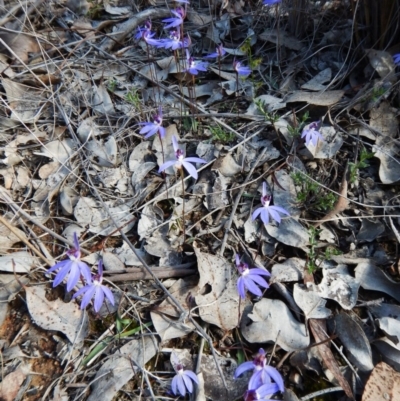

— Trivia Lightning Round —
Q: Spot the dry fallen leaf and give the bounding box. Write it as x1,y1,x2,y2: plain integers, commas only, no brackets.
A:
0,367,27,401
0,32,40,62
26,286,89,343
285,90,345,106
241,298,310,351
362,362,400,401
194,249,248,331
87,337,158,401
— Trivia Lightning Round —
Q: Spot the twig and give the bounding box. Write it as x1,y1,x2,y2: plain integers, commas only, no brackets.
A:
300,387,343,401
105,267,196,282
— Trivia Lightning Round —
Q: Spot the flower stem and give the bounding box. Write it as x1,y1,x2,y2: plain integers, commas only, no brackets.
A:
180,167,186,243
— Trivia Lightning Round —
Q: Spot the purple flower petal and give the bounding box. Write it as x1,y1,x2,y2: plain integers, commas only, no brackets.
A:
248,268,270,277
182,372,194,393
267,208,282,224
94,287,105,312
244,277,263,296
80,285,96,309
77,261,92,284
171,375,179,395
183,370,199,384
102,286,115,306
258,383,279,399
172,135,179,152
260,209,270,225
248,369,263,390
73,232,80,250
234,361,255,378
182,160,198,179
158,160,176,173
158,126,166,138
235,254,241,266
252,207,263,221
247,274,269,289
66,263,81,291
184,157,206,164
47,259,70,273
52,262,72,287
237,277,246,299
177,374,186,396
264,366,285,392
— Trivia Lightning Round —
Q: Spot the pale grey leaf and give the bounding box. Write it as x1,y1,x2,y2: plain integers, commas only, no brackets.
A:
194,249,249,330
0,251,38,273
151,311,195,341
270,258,305,283
301,68,332,91
286,90,345,106
293,284,331,320
334,312,373,371
246,95,286,115
316,265,360,310
215,153,242,177
87,337,158,401
241,299,310,351
370,304,400,345
91,84,115,114
102,252,125,272
371,102,400,184
266,218,309,248
26,286,88,343
355,261,400,303
373,338,400,371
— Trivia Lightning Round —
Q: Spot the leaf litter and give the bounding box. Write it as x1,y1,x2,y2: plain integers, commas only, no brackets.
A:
1,1,400,400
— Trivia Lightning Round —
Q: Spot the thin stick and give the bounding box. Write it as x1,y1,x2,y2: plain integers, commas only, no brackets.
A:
180,168,186,243
300,387,343,401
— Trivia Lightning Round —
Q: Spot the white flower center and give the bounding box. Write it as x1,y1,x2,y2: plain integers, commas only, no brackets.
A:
242,267,250,277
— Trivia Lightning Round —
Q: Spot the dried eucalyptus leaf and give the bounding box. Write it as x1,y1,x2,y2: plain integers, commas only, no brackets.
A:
316,265,360,310
370,303,400,345
26,286,88,343
194,249,248,330
373,338,400,371
270,258,305,283
371,102,400,184
300,126,343,159
241,299,310,351
301,68,332,91
286,90,345,106
266,218,309,248
334,312,374,372
0,251,38,273
246,95,286,115
87,337,158,401
0,221,27,253
74,197,135,236
102,252,125,272
293,284,331,320
150,312,195,341
355,261,400,303
362,361,400,401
